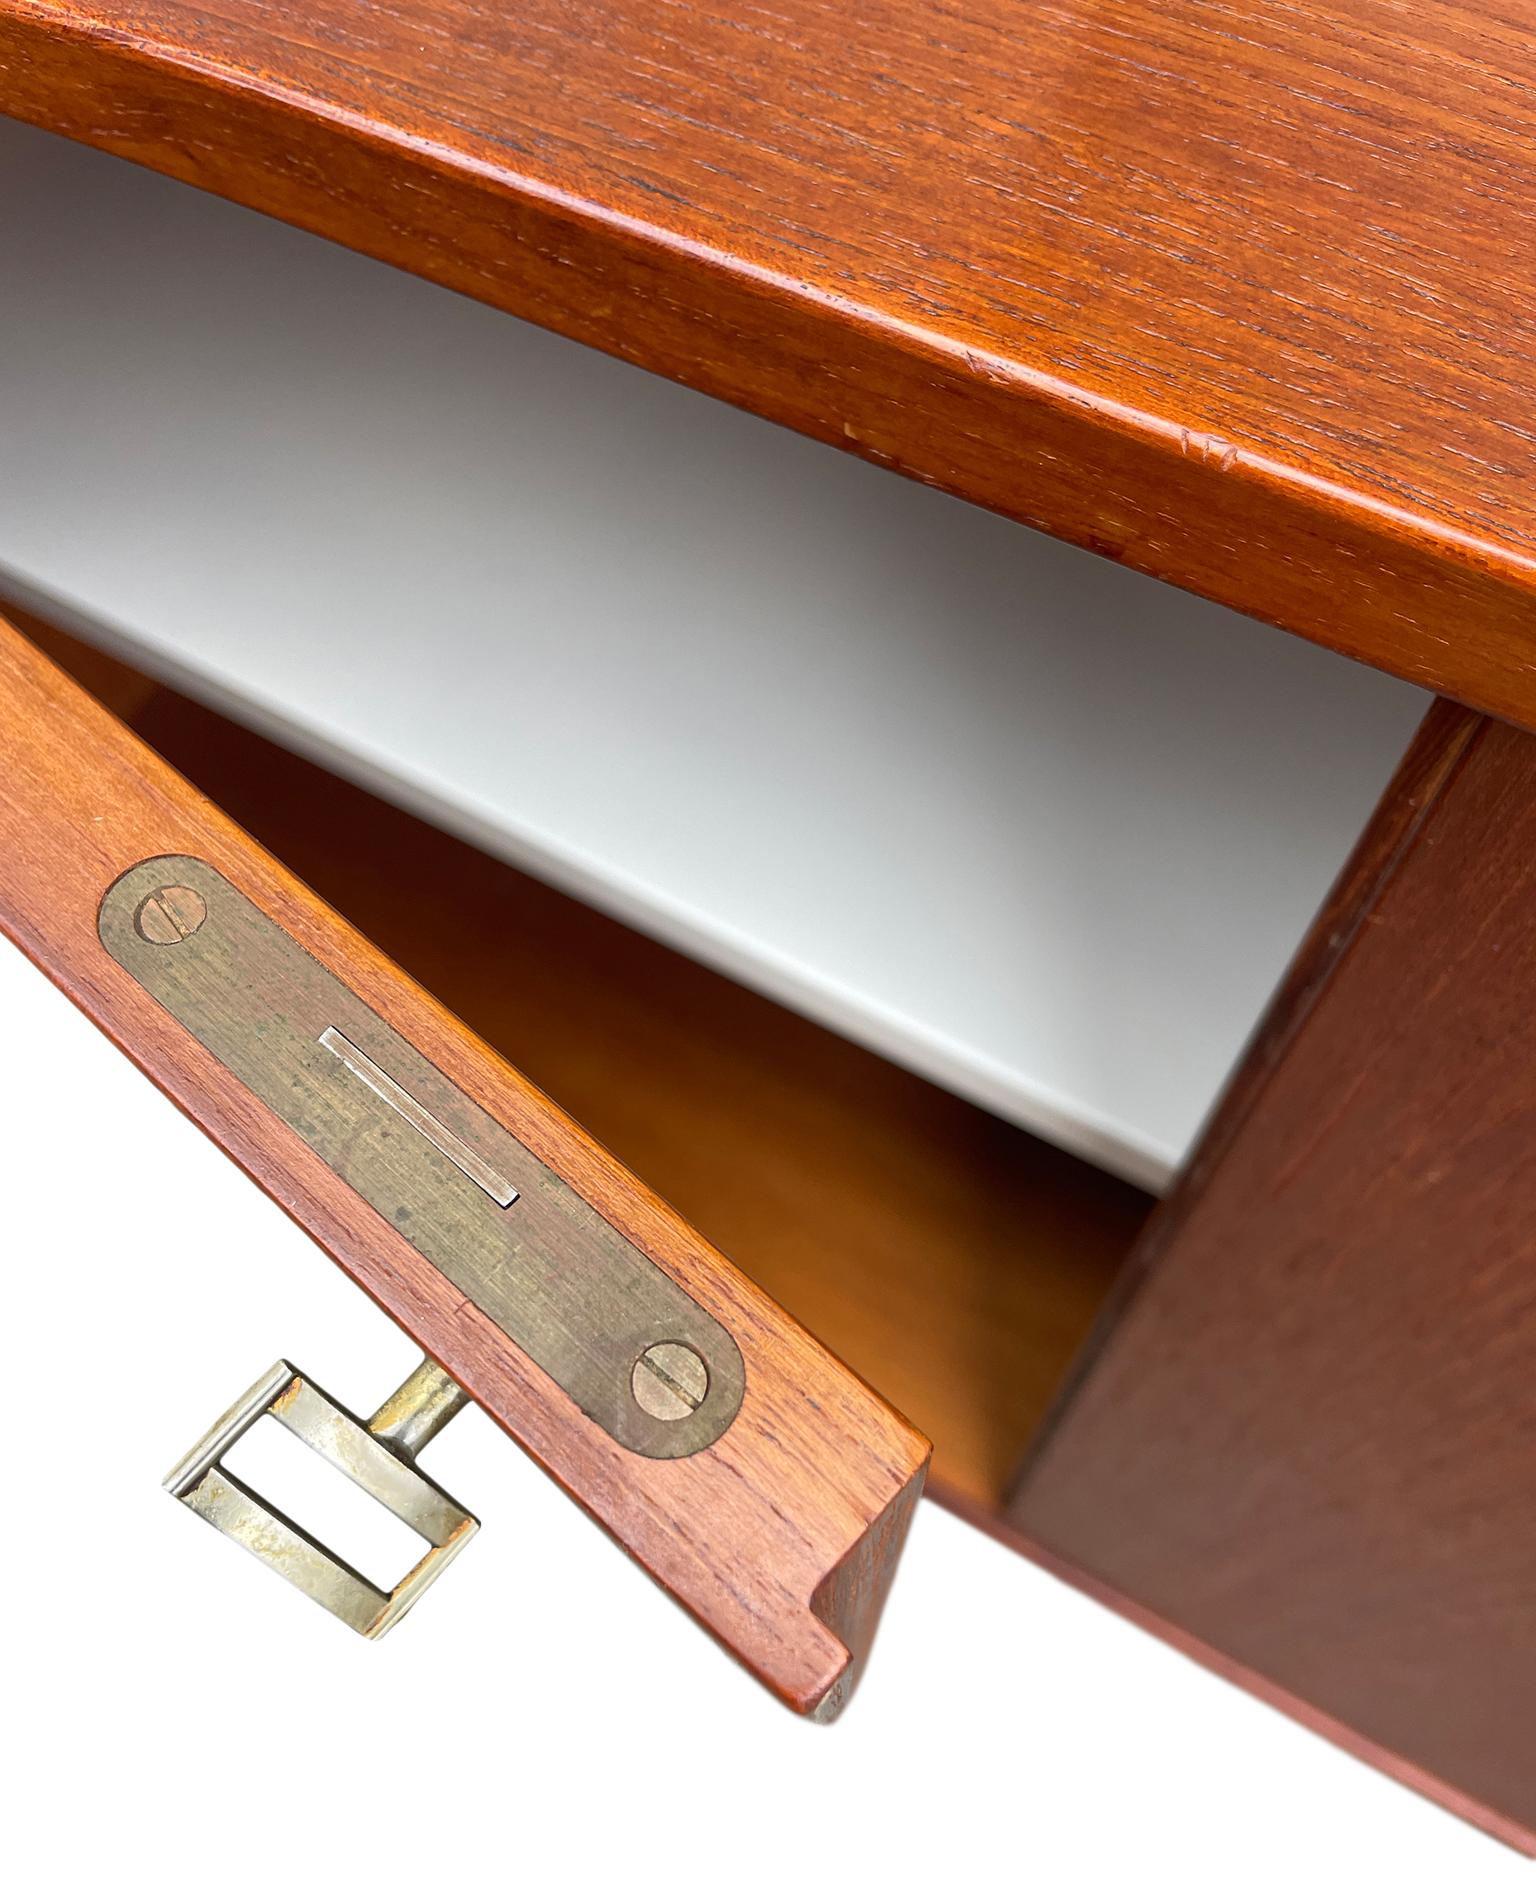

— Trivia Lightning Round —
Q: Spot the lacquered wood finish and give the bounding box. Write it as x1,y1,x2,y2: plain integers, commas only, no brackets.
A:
4,1,1536,722
0,616,931,1716
1011,700,1536,1847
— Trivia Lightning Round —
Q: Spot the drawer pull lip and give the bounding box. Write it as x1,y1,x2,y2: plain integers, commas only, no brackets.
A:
100,854,745,1459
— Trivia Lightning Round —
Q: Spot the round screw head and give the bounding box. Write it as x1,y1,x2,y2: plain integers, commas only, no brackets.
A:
631,1342,709,1421
135,883,208,945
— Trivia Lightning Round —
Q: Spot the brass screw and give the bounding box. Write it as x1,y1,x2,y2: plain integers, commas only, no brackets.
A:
135,883,208,945
631,1342,709,1421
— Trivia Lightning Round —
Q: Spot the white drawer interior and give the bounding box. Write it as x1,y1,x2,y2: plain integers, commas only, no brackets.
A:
0,115,1427,1190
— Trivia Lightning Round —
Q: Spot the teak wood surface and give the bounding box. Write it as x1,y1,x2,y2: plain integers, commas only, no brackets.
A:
1011,698,1536,1849
0,616,931,1717
5,1,1536,724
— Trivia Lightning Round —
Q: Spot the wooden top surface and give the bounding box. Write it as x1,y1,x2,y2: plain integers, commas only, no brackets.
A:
6,0,1536,720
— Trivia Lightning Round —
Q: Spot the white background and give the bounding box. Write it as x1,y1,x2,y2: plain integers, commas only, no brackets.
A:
2,934,1523,1879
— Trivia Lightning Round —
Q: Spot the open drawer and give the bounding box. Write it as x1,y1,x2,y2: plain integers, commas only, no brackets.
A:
0,617,931,1716
6,90,1536,1856
14,597,1536,1858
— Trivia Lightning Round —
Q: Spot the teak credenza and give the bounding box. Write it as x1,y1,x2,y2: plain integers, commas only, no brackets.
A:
2,0,1535,1850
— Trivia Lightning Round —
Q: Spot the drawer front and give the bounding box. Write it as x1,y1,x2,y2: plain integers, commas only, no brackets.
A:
0,616,929,1714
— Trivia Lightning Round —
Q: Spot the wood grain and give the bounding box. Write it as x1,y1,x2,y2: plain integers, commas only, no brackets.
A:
0,614,931,1717
4,2,1536,723
21,610,1149,1509
1011,700,1536,1845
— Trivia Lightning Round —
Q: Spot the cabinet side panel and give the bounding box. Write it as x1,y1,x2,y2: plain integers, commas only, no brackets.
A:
1011,703,1536,1841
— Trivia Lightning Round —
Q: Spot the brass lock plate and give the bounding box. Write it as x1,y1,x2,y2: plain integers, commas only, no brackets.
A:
101,856,744,1458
